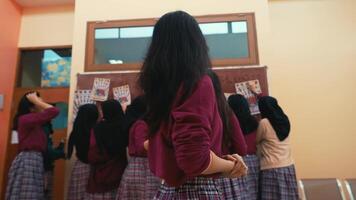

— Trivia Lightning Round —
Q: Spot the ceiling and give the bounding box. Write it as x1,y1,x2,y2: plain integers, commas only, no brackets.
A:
14,0,74,8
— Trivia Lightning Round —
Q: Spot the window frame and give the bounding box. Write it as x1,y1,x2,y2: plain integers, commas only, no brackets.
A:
85,13,259,72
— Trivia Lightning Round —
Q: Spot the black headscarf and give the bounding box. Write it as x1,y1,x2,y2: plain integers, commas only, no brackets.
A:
228,94,258,135
124,96,147,134
93,99,127,157
258,96,290,141
67,104,98,163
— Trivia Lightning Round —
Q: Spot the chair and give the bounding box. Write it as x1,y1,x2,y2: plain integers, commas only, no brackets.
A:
299,178,346,200
345,179,356,200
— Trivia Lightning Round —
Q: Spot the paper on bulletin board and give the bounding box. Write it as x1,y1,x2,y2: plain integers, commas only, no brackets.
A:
113,84,131,107
235,79,262,115
91,78,110,101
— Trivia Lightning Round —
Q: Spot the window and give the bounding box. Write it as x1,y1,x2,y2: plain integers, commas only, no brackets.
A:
85,13,258,71
18,47,72,88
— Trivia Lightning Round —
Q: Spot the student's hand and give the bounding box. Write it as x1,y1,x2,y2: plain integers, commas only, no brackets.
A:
26,92,41,104
223,154,248,178
247,81,258,94
143,140,149,151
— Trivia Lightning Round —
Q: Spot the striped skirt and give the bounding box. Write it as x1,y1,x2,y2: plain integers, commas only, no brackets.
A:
215,177,250,200
116,157,160,200
154,177,222,200
5,151,45,200
243,154,260,200
259,165,299,200
85,190,117,200
44,170,54,200
67,159,90,200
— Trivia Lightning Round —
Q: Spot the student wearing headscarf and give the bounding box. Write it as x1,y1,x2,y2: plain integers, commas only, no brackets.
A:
86,99,128,199
256,95,299,200
228,94,260,200
116,96,160,200
67,104,99,200
208,71,249,200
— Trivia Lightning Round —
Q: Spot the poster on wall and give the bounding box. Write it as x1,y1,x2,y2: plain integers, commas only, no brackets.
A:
41,57,71,87
73,89,95,120
113,84,131,107
91,78,111,101
235,79,262,115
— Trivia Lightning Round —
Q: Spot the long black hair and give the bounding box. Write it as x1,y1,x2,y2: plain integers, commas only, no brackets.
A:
124,96,147,133
139,11,211,136
228,94,258,135
13,91,40,130
94,99,126,156
207,70,233,150
258,96,290,141
67,104,98,163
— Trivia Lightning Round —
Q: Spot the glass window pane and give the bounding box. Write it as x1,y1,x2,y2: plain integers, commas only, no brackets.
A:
95,28,119,39
205,21,249,59
232,21,247,33
120,26,153,38
95,27,150,64
19,48,72,87
199,22,228,35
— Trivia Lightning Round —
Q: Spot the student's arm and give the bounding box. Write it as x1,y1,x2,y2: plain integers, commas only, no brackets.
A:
132,121,148,153
172,76,241,177
229,115,247,156
21,93,59,127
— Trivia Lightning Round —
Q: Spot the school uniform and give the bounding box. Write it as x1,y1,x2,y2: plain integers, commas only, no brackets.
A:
67,159,91,200
116,120,160,200
86,130,127,200
242,131,260,200
5,107,59,200
215,115,249,200
257,118,298,200
148,75,224,199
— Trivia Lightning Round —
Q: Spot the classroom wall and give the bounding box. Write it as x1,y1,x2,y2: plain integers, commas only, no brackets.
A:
0,0,22,195
69,0,356,181
266,0,356,178
18,5,74,47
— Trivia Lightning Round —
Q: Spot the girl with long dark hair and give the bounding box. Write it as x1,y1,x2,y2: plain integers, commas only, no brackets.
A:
208,70,250,200
86,99,128,199
116,96,160,200
228,94,260,199
255,94,299,200
6,92,59,200
67,104,99,200
139,11,246,199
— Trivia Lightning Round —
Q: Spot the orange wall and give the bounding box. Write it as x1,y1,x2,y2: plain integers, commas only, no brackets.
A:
0,0,22,195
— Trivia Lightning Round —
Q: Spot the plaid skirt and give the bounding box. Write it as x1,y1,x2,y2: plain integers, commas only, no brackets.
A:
215,177,250,200
243,154,260,200
85,190,117,200
44,170,54,200
259,165,299,200
154,177,222,200
116,157,160,200
5,151,45,200
67,160,90,200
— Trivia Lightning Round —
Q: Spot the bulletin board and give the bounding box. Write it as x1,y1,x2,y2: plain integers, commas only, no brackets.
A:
75,65,269,101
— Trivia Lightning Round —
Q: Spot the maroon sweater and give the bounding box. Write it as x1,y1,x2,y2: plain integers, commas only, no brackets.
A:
128,120,148,157
222,115,247,156
148,75,223,187
87,130,127,193
18,107,59,153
